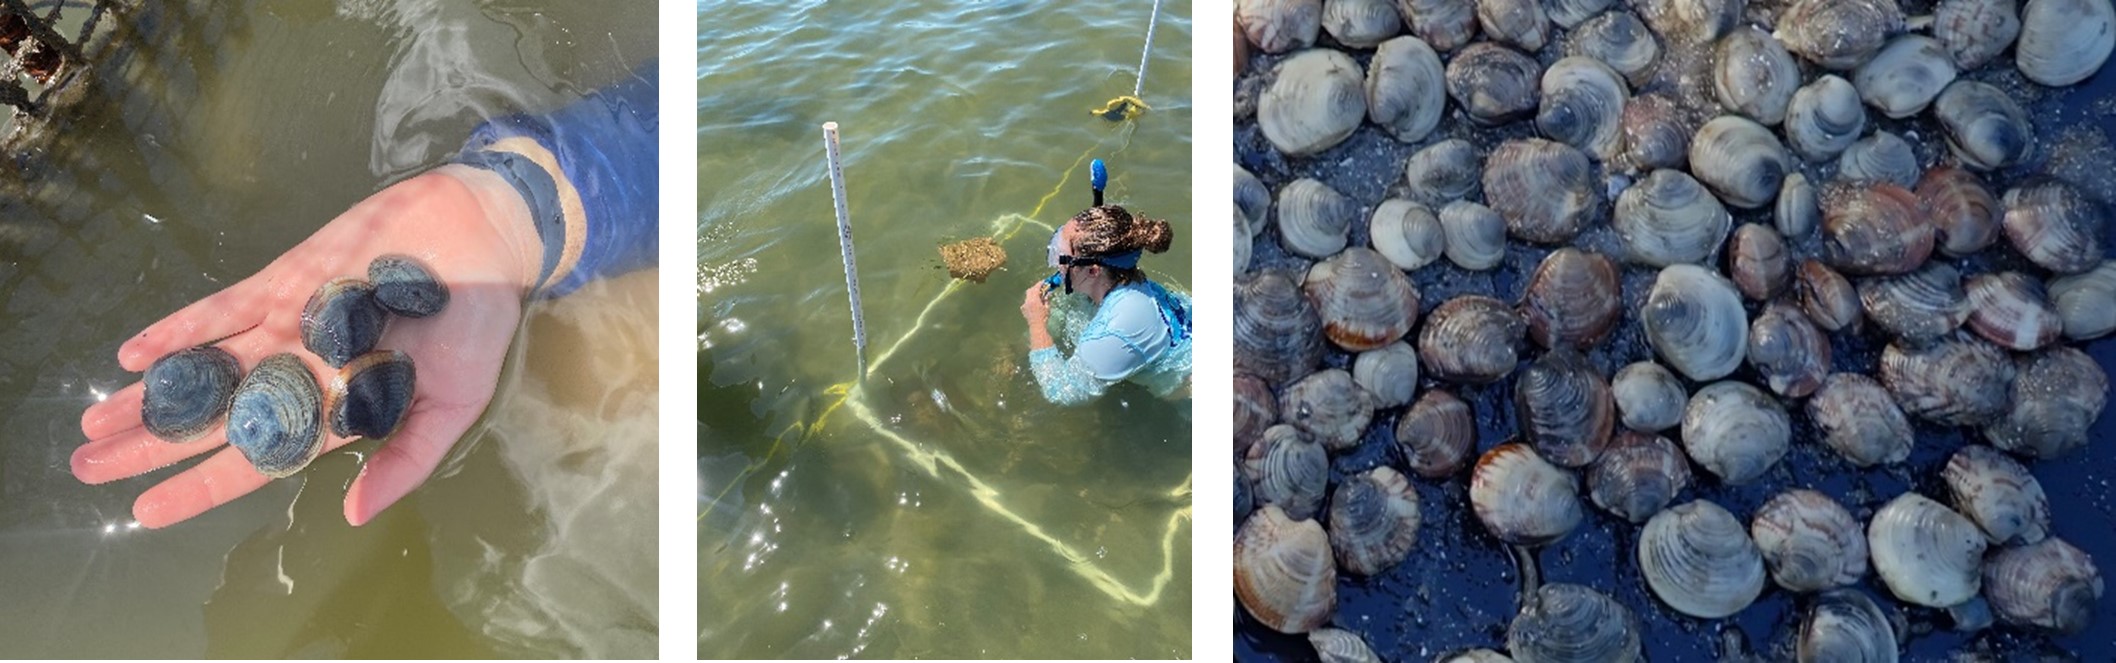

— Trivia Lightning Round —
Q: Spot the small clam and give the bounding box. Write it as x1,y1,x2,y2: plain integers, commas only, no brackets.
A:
1237,0,1323,54
1244,425,1330,520
1681,381,1790,485
1260,49,1366,158
1869,492,1987,608
1643,264,1748,382
1620,93,1692,172
1835,131,1920,189
1983,537,2104,633
1934,80,2033,171
1485,138,1599,244
2048,261,2116,340
1370,199,1446,272
1352,340,1420,409
1420,295,1525,384
1820,182,1933,276
1728,223,1789,301
1853,35,1957,119
1879,334,2017,427
1747,302,1830,399
225,353,326,478
1537,56,1630,162
1784,75,1867,162
1322,0,1402,48
1567,10,1660,87
1634,0,1741,46
1917,165,2002,257
1777,0,1905,70
327,350,415,439
1396,389,1477,478
2016,0,2116,86
1985,346,2108,459
1475,0,1549,51
1639,500,1767,619
1328,466,1422,576
1277,178,1356,259
1776,172,1820,238
1858,262,1971,343
1515,348,1616,468
1235,504,1337,633
1237,210,1255,274
141,346,242,443
1544,0,1614,28
1446,42,1542,126
1944,445,2051,546
1238,164,1273,236
1366,36,1447,143
1612,361,1686,433
1520,248,1621,350
1689,115,1791,209
1589,431,1690,524
1440,200,1507,270
1506,584,1643,663
2002,178,2107,275
1237,463,1255,523
1965,271,2062,351
1470,442,1583,546
1281,368,1376,453
1808,373,1914,467
1309,628,1382,663
1305,247,1421,352
1615,169,1731,266
1235,270,1325,387
300,277,387,369
1751,490,1868,593
1798,589,1900,663
1713,27,1800,126
1795,260,1864,333
1236,373,1278,456
1441,649,1516,663
1936,0,2022,70
1400,0,1481,51
368,255,447,318
1403,139,1482,207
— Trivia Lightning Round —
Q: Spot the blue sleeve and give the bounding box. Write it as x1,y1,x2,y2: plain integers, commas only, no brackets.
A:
458,60,659,297
1027,290,1166,406
1029,346,1119,407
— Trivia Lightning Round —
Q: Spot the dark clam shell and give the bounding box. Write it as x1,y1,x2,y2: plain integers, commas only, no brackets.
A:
1236,271,1325,388
1515,348,1616,468
368,255,449,318
328,350,417,439
1395,390,1476,478
142,346,242,443
1521,248,1621,350
226,353,325,478
300,277,387,368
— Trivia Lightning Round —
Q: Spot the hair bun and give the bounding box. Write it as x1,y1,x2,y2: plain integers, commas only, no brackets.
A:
1130,216,1174,253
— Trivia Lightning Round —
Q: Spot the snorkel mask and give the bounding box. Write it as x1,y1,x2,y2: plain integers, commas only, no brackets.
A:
1042,159,1112,294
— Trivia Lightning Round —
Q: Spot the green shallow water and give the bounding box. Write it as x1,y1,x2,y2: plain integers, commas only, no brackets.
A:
0,1,656,657
697,0,1195,657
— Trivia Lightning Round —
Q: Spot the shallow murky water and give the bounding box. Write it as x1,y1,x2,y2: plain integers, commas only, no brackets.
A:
697,0,1194,658
0,1,656,657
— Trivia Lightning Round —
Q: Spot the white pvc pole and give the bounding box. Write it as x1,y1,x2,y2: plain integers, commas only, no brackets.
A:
821,122,868,377
1132,0,1162,98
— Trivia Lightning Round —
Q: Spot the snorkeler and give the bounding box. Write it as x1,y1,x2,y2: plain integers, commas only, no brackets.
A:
71,62,660,528
1018,203,1193,406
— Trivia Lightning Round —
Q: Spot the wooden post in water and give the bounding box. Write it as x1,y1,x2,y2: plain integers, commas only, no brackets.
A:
821,122,869,377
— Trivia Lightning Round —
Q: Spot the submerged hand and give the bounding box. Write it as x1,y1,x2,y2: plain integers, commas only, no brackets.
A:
1020,281,1051,325
72,165,544,528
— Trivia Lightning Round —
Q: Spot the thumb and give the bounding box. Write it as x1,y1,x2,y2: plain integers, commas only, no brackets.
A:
342,400,485,525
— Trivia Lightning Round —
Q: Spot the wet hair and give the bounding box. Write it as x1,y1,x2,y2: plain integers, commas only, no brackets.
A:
1070,205,1174,284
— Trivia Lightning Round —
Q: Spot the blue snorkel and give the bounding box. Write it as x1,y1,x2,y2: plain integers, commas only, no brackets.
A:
1043,159,1108,292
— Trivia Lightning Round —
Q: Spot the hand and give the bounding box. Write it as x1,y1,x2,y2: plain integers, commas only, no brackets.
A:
73,165,545,528
1020,281,1051,326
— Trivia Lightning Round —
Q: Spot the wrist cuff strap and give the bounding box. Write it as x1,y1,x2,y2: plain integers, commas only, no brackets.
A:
455,148,566,292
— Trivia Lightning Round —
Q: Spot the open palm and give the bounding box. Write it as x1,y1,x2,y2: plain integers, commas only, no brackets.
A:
72,166,542,528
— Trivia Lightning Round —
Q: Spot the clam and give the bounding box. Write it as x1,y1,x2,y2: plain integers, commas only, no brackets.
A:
1234,504,1338,633
1943,444,2051,546
1237,462,1255,523
1238,164,1273,235
1419,294,1525,384
1544,0,1613,28
300,277,387,368
1235,270,1325,387
1634,0,1741,46
1277,178,1357,259
1536,56,1630,162
1916,165,2002,257
1639,500,1767,619
1441,649,1517,663
1474,0,1549,51
1237,210,1255,274
1983,537,2104,633
1621,93,1692,172
1835,131,1920,189
1366,36,1447,143
1776,172,1819,237
1858,262,1970,343
1588,431,1690,524
1615,169,1731,266
1396,389,1477,478
1567,10,1659,87
1260,50,1366,158
1281,368,1376,453
1370,199,1446,272
1728,223,1789,301
1440,200,1508,270
1776,0,1905,70
1868,492,1987,608
1751,490,1868,593
1747,302,1831,399
368,255,447,318
1506,583,1643,663
1322,0,1402,48
1643,264,1748,382
1681,381,1790,485
1965,271,2062,351
1878,334,2016,427
1521,248,1621,350
1612,361,1685,433
2048,261,2116,340
1853,35,1957,119
1807,373,1914,467
1933,80,2033,171
1244,424,1331,520
1328,466,1422,575
1485,139,1599,244
1236,373,1279,456
1689,115,1791,209
1446,42,1541,126
1400,0,1481,51
1796,260,1864,333
1798,589,1900,663
1936,0,2021,69
1985,345,2108,459
1237,0,1324,53
1820,181,1933,276
1352,340,1420,408
1470,442,1583,546
225,352,326,478
2002,178,2106,275
1305,247,1421,352
1713,27,1800,126
141,346,242,443
327,349,415,439
2016,0,2116,86
1515,348,1616,468
1785,75,1867,162
1309,628,1382,663
1403,139,1482,207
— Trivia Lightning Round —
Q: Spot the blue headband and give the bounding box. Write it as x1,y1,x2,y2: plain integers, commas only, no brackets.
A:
1099,250,1143,270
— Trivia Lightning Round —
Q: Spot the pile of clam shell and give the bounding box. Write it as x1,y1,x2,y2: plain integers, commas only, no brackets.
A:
140,255,441,478
1235,0,2115,660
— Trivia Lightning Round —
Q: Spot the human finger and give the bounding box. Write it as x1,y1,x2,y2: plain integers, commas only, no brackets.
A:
116,280,278,372
80,382,145,440
72,426,229,485
342,400,484,526
130,446,274,529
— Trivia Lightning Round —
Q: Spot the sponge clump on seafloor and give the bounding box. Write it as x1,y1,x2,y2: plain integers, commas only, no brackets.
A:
939,237,1007,282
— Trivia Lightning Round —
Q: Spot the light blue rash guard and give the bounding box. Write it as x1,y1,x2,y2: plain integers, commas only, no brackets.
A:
1029,279,1193,406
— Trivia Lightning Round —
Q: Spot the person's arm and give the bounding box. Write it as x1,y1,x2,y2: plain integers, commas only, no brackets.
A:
1026,290,1164,406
